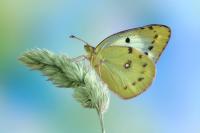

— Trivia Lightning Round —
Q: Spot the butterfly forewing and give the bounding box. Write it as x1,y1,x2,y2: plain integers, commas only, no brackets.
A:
91,46,155,99
95,24,171,63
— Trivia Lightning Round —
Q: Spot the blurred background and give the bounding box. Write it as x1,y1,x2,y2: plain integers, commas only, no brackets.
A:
0,0,200,133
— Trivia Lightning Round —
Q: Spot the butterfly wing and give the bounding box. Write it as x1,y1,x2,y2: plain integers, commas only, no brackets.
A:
95,24,171,63
91,46,155,99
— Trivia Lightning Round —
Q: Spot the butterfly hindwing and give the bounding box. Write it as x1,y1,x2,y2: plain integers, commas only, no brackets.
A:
95,24,171,63
92,46,156,99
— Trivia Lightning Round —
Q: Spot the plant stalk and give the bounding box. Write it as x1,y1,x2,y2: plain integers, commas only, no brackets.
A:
96,109,105,133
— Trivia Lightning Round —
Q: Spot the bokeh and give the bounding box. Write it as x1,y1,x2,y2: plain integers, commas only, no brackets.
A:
0,0,200,133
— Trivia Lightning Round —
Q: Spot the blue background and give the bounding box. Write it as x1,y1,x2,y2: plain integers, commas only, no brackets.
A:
0,0,200,133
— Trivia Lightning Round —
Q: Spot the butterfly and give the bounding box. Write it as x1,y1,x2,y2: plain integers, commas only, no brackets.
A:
70,24,171,99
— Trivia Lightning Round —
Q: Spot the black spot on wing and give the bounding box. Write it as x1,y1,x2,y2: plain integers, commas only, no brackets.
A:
151,40,155,44
148,46,154,51
154,34,158,39
143,63,147,67
132,82,136,86
148,26,153,30
168,34,171,38
138,77,144,82
124,60,132,69
123,86,128,90
144,52,148,55
125,37,130,43
128,47,132,54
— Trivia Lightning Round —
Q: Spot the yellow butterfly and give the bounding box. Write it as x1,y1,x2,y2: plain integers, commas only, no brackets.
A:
70,24,171,99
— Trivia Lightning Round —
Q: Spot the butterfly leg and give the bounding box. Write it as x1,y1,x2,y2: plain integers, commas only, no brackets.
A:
71,55,87,62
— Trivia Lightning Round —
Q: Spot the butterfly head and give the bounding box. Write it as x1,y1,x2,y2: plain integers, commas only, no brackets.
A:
84,44,95,59
69,35,95,59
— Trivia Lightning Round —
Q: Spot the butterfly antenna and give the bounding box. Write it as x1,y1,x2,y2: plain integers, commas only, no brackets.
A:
69,35,89,45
